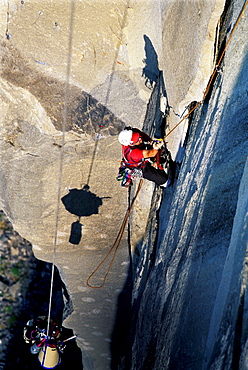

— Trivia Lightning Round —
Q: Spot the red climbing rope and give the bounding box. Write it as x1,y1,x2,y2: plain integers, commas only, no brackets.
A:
86,179,143,289
86,0,247,289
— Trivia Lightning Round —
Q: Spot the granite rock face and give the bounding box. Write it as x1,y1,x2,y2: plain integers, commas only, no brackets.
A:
0,0,225,253
127,1,248,369
1,0,238,369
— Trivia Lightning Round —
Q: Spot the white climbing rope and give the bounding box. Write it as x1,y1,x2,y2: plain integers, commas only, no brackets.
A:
46,0,75,337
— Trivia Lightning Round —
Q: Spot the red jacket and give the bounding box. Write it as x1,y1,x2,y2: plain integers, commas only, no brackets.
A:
121,129,153,169
122,145,147,169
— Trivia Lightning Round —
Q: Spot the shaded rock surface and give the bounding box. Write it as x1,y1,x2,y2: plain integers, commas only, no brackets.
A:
0,211,80,370
0,211,33,368
122,1,248,369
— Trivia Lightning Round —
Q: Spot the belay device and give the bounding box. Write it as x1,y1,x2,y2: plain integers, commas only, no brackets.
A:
24,316,77,369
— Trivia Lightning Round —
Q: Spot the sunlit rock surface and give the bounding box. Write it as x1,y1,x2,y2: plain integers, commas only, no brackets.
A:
0,0,241,369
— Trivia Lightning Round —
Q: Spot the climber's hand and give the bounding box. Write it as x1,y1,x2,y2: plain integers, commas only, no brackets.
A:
153,139,164,150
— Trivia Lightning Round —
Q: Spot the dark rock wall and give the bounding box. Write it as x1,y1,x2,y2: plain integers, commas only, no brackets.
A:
1,0,246,369
121,1,248,369
0,211,74,369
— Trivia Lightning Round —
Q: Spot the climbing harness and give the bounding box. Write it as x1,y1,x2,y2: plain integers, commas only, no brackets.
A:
116,139,170,187
93,0,248,288
116,137,156,187
116,165,135,187
116,157,144,188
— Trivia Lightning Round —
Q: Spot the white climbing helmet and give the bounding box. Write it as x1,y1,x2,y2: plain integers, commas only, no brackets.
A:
118,129,133,146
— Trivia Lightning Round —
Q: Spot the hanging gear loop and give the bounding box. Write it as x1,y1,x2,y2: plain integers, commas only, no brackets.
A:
46,0,247,296
107,1,248,288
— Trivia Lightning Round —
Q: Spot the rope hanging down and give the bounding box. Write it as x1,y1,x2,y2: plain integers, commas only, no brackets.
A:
86,179,143,289
46,0,75,337
86,0,247,289
164,0,248,140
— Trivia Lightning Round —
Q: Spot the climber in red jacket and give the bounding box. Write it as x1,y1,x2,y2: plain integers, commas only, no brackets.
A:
118,127,171,187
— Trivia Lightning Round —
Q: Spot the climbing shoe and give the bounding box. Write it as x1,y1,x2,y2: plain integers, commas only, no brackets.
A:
160,179,172,188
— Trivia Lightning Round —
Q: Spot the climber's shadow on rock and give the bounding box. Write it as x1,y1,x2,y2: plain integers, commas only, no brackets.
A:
61,185,104,217
61,185,110,245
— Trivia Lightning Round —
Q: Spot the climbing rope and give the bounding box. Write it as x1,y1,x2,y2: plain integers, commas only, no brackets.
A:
86,179,143,289
86,0,248,289
164,0,247,140
46,0,75,336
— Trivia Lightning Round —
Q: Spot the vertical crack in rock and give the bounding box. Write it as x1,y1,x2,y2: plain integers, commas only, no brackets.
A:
5,0,10,40
112,1,248,369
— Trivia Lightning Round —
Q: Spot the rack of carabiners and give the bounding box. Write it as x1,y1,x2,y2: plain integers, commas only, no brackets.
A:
116,138,166,188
